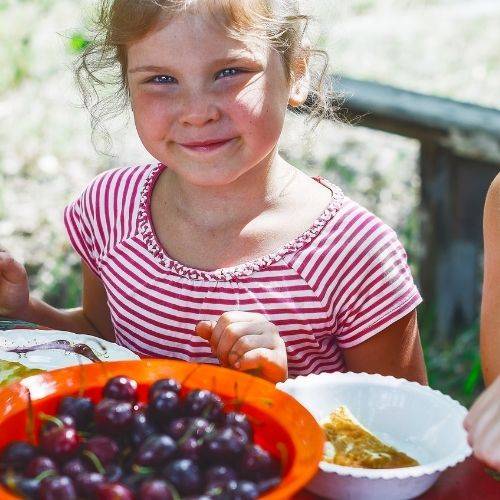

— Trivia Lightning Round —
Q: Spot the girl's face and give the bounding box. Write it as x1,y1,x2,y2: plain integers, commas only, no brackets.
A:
127,12,292,187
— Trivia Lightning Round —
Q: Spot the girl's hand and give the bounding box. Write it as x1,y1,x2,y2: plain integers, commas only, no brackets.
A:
0,249,30,318
464,376,500,471
195,311,288,384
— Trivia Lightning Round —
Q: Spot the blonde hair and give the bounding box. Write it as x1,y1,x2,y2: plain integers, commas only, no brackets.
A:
75,0,335,151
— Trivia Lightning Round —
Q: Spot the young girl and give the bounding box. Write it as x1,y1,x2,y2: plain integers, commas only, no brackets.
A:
0,0,426,385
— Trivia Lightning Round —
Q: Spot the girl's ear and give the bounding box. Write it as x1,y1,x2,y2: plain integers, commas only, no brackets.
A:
288,49,311,108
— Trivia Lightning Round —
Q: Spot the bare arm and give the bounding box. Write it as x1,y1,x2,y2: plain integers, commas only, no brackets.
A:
481,173,500,386
342,309,428,384
15,261,114,342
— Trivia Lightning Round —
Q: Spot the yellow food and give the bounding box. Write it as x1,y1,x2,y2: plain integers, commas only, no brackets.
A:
0,360,42,388
321,406,419,469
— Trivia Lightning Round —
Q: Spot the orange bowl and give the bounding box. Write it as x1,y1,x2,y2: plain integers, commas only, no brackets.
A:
0,359,324,499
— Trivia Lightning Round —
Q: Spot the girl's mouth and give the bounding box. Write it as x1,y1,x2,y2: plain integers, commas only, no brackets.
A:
178,137,236,154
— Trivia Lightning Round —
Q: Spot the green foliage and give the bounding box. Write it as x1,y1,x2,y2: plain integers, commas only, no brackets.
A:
419,305,483,408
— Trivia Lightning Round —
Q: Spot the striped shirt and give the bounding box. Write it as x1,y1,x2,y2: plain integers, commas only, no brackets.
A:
64,163,422,377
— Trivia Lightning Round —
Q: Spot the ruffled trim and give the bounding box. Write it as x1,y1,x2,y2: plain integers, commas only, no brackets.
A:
137,163,344,281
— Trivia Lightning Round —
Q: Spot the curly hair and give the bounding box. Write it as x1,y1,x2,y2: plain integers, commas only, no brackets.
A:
75,0,336,151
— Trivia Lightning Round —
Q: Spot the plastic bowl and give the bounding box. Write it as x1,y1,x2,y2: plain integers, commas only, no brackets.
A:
0,359,324,499
278,372,472,500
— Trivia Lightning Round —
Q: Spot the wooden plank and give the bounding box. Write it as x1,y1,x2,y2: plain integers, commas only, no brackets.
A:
333,76,500,138
419,143,499,338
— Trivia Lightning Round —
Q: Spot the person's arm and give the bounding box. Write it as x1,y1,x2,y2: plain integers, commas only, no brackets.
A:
480,173,500,386
342,309,427,385
10,260,114,341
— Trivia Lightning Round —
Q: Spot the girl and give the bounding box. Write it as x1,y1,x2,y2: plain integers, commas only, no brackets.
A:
0,0,426,385
464,173,500,471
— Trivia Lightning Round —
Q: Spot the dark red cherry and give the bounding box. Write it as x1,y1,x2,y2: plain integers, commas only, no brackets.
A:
58,396,94,430
0,441,38,471
135,434,177,467
94,399,134,434
40,426,80,461
96,482,134,499
148,378,181,400
25,456,58,478
83,435,120,466
39,475,77,500
103,376,138,403
139,478,176,500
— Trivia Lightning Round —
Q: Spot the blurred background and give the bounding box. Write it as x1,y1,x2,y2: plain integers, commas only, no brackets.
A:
1,0,499,405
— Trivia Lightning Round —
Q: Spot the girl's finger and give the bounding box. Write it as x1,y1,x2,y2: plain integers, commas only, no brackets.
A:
215,323,265,366
235,348,286,383
227,333,278,366
210,312,267,348
195,320,216,341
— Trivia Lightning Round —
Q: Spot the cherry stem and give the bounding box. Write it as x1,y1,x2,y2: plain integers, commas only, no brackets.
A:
39,413,64,429
131,464,154,476
34,470,57,483
82,450,105,475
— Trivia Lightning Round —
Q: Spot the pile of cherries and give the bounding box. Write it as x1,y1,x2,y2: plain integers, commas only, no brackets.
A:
0,375,282,499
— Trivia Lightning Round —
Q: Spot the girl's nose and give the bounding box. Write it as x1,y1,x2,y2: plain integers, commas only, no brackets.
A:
178,92,221,127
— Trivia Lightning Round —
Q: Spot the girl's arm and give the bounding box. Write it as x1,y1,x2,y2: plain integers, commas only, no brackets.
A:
7,259,114,342
342,309,428,384
480,173,500,386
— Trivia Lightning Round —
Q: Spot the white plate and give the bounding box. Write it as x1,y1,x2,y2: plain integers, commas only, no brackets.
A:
278,372,472,500
0,329,139,371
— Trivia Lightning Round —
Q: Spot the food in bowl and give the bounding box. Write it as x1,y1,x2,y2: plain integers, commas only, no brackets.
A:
321,406,419,468
0,361,42,389
277,372,472,500
0,374,282,499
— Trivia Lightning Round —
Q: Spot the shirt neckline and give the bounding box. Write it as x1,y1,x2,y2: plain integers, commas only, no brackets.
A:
137,163,344,281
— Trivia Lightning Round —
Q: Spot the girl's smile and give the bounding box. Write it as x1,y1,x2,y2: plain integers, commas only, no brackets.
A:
127,12,291,187
177,136,239,156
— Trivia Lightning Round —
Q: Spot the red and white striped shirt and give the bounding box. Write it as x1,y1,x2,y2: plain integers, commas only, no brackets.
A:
64,163,422,377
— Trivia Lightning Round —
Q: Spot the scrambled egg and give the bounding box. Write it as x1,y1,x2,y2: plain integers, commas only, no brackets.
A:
321,406,419,469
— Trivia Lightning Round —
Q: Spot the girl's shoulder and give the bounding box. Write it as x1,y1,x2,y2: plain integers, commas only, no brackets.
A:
70,163,158,212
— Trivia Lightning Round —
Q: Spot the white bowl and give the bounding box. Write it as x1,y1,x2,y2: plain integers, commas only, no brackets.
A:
277,372,472,500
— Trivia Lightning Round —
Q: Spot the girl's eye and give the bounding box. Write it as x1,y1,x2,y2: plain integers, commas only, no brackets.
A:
148,75,177,84
216,68,242,79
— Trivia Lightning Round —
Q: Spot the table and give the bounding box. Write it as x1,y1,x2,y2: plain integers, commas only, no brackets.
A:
1,319,499,499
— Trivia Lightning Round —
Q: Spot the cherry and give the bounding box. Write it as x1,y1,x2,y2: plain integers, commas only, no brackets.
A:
149,391,181,423
148,378,181,400
74,471,105,497
58,396,94,430
42,414,76,433
25,456,58,478
40,426,80,461
225,412,253,440
94,399,133,434
96,482,134,499
39,475,77,500
203,427,247,464
0,441,38,471
103,376,138,403
163,458,203,496
83,436,119,466
204,464,238,489
226,479,259,499
130,410,157,448
183,390,224,422
240,444,280,481
135,434,177,467
139,478,176,500
61,457,90,479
